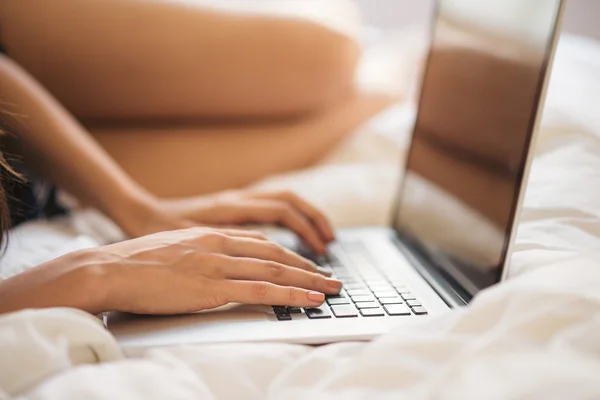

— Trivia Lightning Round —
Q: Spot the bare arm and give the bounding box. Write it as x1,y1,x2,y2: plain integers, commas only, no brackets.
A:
0,250,109,315
0,228,339,315
0,55,335,251
0,54,159,235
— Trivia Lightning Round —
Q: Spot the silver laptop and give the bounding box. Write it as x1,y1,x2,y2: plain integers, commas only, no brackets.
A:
108,0,565,351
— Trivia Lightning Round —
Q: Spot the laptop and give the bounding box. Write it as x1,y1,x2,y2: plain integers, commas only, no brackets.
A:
108,0,565,351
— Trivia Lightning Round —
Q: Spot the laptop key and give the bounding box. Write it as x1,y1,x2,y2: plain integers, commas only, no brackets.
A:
346,289,371,297
355,301,380,309
401,293,416,301
326,254,343,266
406,299,422,308
276,313,293,321
287,307,302,314
331,305,359,318
384,304,411,316
272,306,288,315
305,305,332,319
360,308,385,317
327,297,350,306
369,285,395,293
315,256,328,267
373,290,399,298
379,297,404,305
365,280,388,287
344,283,368,290
351,295,376,303
411,306,428,315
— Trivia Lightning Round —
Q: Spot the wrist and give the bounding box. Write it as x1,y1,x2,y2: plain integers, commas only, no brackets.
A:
0,249,116,315
105,187,161,238
59,248,118,314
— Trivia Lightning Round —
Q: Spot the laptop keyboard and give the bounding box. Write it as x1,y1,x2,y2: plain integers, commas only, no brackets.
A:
271,240,428,321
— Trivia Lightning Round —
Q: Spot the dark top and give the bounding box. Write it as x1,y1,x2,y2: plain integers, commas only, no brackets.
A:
2,158,66,227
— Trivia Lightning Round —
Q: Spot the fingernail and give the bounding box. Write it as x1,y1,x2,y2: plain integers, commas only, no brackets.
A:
326,278,342,289
307,291,325,303
317,267,332,277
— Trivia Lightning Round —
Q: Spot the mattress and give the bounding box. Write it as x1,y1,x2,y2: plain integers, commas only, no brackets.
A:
1,18,600,400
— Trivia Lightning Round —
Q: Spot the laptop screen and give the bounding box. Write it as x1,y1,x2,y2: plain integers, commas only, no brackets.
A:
393,0,562,296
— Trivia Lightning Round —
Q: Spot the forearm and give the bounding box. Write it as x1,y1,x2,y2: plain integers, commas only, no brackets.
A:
0,54,153,231
0,250,110,315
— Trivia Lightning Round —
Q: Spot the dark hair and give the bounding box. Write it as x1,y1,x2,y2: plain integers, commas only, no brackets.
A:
0,132,20,251
0,156,11,250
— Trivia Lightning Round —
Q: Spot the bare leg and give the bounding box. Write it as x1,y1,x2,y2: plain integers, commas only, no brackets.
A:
0,0,359,121
1,0,393,197
90,92,395,197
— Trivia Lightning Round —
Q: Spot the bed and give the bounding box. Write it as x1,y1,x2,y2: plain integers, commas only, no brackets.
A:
1,2,600,399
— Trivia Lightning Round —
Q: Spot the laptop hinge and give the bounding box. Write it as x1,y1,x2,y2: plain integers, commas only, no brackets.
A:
390,234,470,308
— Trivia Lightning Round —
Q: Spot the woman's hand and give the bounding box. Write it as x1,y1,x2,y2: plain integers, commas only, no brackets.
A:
124,190,335,255
0,227,341,316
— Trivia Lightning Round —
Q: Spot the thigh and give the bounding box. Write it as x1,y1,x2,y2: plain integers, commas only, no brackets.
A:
89,92,395,197
0,0,359,121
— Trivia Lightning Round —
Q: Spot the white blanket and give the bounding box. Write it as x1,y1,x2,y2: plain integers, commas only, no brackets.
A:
1,27,600,400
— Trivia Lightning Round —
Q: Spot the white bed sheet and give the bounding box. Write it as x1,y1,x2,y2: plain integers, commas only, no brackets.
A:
1,27,600,400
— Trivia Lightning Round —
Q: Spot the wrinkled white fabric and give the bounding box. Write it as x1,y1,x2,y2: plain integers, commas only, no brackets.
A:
0,309,123,398
1,25,600,400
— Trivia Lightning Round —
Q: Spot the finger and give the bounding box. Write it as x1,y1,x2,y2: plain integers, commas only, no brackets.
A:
217,256,341,295
230,200,326,255
220,236,331,276
220,280,326,308
210,228,269,241
252,191,335,242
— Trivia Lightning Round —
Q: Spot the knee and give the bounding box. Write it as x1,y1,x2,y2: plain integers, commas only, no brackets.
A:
268,20,360,115
304,26,360,109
